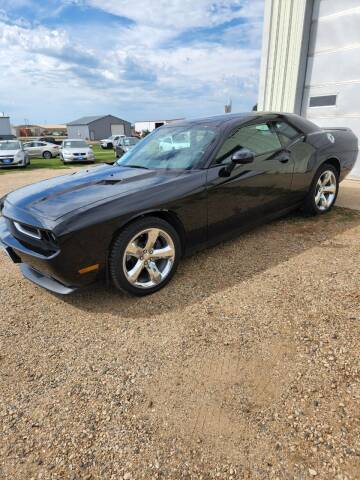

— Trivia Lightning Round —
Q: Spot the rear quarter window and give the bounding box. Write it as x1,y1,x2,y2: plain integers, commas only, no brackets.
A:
273,121,300,146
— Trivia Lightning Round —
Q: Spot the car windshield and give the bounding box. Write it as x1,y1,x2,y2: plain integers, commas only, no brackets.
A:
0,141,21,150
116,125,216,170
122,137,139,146
63,141,88,148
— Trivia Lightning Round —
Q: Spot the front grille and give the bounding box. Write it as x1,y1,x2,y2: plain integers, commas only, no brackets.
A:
73,153,87,156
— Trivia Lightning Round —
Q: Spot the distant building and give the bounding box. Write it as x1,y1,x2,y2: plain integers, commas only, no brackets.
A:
258,0,360,176
0,115,13,139
14,124,43,138
67,115,131,141
134,118,184,134
14,124,67,138
39,124,67,136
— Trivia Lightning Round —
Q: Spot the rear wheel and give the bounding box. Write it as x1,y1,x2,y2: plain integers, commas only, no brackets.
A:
43,151,52,159
303,164,339,215
109,217,181,296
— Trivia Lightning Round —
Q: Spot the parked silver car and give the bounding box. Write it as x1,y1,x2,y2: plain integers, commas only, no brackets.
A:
23,141,60,159
60,139,95,164
0,140,29,168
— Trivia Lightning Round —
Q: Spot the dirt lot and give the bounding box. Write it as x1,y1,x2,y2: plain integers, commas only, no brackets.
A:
0,170,360,479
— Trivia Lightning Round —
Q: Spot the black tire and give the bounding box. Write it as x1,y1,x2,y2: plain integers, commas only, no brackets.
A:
43,151,52,159
302,163,339,215
109,217,181,296
20,157,30,168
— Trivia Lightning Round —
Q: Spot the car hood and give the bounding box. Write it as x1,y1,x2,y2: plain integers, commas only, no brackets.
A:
4,164,189,222
62,147,92,153
0,149,21,156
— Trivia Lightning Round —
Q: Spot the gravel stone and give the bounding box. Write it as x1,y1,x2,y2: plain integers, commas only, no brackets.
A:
0,170,360,479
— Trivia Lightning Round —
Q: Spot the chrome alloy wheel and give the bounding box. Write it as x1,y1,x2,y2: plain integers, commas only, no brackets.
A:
122,228,175,289
314,170,337,211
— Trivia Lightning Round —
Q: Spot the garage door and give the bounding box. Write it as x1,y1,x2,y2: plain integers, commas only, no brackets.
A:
111,124,125,135
301,0,360,177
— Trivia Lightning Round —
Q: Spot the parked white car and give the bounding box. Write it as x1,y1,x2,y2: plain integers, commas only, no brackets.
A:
0,140,29,168
100,135,125,149
23,141,60,159
60,139,95,164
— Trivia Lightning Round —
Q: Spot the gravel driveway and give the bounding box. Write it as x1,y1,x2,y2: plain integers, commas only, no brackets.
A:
0,170,360,479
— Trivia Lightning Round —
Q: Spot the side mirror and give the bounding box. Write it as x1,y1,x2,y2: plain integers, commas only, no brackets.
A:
231,147,254,164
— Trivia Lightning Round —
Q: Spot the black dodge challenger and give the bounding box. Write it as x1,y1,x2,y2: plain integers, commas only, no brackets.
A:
0,113,358,296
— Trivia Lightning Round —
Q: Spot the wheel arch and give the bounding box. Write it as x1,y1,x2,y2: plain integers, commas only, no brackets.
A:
111,209,186,256
104,209,186,287
321,156,341,176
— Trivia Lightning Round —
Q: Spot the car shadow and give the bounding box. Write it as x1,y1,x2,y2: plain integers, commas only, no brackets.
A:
62,207,360,318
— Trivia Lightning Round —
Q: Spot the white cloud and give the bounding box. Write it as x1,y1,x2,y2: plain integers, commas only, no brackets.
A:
0,1,264,123
87,0,262,31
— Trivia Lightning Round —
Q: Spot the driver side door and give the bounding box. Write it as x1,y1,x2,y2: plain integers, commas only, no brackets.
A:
31,142,43,157
23,142,38,157
206,119,295,241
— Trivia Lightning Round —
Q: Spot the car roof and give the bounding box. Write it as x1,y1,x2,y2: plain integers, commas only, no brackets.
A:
164,112,294,129
162,112,320,134
169,112,257,127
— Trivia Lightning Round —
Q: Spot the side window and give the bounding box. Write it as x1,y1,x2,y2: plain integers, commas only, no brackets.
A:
273,121,300,146
215,122,281,164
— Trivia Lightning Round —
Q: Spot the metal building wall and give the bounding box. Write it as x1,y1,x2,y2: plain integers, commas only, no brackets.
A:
258,0,314,113
89,116,131,140
301,0,360,176
66,125,90,140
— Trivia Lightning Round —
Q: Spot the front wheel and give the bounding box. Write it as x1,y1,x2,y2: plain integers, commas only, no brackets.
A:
109,217,181,296
303,164,339,215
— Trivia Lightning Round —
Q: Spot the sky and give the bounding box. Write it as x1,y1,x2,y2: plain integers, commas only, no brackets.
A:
0,0,264,125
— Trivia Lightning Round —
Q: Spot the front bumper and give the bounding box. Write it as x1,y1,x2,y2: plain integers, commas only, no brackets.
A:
20,263,77,294
0,216,97,294
0,159,25,168
63,156,95,163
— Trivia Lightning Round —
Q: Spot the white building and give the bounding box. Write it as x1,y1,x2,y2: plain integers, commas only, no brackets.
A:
134,118,184,134
0,114,12,139
258,0,360,176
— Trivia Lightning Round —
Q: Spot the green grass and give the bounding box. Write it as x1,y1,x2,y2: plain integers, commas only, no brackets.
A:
0,144,116,175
